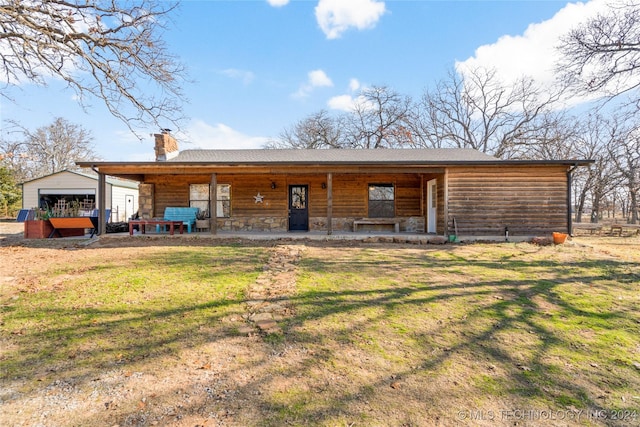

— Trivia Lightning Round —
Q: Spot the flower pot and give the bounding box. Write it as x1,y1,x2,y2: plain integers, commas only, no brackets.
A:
24,219,54,239
195,219,210,231
552,232,568,245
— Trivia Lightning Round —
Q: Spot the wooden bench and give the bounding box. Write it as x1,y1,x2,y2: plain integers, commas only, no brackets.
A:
129,219,184,236
572,223,603,235
353,218,400,233
48,217,98,238
160,207,199,233
610,223,640,236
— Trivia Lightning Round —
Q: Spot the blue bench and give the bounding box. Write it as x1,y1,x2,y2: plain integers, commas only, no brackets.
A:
157,207,199,233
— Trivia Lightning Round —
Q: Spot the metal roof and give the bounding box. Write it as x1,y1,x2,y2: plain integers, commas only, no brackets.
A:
76,148,593,169
20,169,139,188
168,148,499,163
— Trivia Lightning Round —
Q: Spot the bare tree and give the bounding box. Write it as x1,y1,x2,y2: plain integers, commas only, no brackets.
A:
343,86,413,149
0,118,99,181
608,123,640,223
570,114,620,223
557,1,640,104
510,111,581,160
266,110,344,149
416,67,562,158
0,0,186,133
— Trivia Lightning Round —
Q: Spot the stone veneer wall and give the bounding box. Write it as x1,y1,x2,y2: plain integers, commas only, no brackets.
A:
217,216,288,232
215,216,426,233
138,183,154,219
311,217,425,233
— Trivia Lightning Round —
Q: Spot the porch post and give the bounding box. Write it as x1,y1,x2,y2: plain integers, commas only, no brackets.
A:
443,169,449,237
327,172,333,235
210,173,217,235
97,172,106,236
420,175,425,217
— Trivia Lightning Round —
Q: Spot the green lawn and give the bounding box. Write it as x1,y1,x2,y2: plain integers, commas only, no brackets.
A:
1,238,639,426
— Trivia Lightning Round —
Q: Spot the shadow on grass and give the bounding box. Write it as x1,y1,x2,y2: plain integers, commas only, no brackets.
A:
251,246,640,425
0,244,266,395
2,242,639,426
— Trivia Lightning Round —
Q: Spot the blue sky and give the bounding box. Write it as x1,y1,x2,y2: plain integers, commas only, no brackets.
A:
0,0,613,161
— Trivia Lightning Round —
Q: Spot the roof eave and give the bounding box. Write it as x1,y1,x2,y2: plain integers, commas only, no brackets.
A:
76,159,594,168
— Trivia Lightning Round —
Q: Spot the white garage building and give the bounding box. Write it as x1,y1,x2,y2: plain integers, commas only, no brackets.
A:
21,170,139,222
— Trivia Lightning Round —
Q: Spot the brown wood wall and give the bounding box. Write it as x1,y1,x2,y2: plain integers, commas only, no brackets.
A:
142,166,569,236
144,173,425,219
446,165,568,236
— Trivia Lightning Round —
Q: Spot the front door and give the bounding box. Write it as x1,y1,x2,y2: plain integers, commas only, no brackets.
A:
427,179,437,233
288,185,309,231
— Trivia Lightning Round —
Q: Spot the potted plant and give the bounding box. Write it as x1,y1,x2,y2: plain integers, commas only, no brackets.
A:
195,209,210,231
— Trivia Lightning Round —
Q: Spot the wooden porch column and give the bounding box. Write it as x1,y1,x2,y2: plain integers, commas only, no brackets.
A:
97,172,106,236
420,175,425,217
327,173,333,235
443,169,449,237
210,173,217,235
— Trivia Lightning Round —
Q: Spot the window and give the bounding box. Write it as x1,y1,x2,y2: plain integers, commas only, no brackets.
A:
189,184,231,218
368,183,395,218
189,184,210,217
217,184,231,218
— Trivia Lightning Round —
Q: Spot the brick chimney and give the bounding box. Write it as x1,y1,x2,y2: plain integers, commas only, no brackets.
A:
154,130,179,161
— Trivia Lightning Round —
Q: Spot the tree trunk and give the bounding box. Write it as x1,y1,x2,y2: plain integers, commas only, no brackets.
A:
575,191,587,223
591,194,601,223
629,188,638,224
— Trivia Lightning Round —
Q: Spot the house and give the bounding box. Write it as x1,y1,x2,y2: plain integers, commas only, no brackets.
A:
21,169,139,222
77,132,591,239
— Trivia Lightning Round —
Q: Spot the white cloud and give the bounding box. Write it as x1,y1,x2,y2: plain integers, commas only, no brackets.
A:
315,0,386,39
455,0,610,98
309,69,333,87
266,0,289,7
219,68,255,85
181,119,269,150
327,93,375,112
293,69,334,98
328,94,357,111
327,77,367,111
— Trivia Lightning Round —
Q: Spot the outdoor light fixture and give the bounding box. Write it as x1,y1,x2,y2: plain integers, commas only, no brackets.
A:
271,182,276,189
321,182,327,189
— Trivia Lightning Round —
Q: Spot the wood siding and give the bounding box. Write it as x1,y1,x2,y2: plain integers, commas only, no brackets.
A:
141,165,570,236
447,166,568,236
144,173,424,221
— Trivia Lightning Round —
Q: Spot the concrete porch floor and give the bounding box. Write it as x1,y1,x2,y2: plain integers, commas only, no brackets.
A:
102,229,439,243
99,230,532,243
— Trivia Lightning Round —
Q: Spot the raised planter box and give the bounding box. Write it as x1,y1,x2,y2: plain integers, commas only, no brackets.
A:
49,217,96,238
24,220,54,239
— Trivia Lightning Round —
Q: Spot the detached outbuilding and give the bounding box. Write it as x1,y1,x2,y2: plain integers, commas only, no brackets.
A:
21,170,139,223
78,132,591,240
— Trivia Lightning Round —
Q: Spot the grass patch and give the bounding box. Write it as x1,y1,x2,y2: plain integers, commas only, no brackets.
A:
286,241,640,423
1,244,265,386
1,237,639,426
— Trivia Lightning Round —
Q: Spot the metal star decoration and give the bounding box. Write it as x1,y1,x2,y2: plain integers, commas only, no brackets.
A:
254,192,264,203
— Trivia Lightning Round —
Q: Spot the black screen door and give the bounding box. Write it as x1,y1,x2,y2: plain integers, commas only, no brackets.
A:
288,185,309,231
